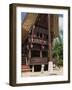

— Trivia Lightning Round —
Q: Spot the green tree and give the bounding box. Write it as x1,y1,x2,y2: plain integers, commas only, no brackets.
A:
52,30,63,67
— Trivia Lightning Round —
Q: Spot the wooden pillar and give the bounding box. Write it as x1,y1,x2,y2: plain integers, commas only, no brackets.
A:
48,14,53,73
32,25,35,72
26,57,28,65
40,50,42,58
48,15,52,61
29,49,31,59
32,25,35,39
28,49,31,65
40,50,44,73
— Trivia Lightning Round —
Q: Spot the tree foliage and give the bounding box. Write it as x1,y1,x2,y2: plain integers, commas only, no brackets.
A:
52,30,63,67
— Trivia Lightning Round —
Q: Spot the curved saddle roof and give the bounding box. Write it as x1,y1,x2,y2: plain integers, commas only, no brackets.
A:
22,13,59,42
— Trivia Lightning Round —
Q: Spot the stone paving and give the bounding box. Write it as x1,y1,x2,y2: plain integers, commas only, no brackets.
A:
21,66,63,77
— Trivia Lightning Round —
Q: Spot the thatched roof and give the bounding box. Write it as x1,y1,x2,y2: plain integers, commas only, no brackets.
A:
22,13,59,42
22,13,38,41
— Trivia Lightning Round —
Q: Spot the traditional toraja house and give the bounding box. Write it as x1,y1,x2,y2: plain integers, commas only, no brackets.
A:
21,13,59,73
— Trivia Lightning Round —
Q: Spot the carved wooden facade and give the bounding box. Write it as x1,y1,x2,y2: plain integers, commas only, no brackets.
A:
21,13,59,72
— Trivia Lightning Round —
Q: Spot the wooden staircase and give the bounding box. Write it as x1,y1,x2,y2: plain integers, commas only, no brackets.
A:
21,65,31,72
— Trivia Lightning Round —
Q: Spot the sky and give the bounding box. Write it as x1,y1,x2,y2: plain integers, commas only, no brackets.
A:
59,15,63,31
21,12,27,23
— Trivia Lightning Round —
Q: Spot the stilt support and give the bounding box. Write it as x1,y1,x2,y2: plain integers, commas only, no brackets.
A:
48,61,53,74
41,64,44,73
32,65,34,72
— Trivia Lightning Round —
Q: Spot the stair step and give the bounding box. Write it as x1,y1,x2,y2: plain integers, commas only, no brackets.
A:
22,65,31,72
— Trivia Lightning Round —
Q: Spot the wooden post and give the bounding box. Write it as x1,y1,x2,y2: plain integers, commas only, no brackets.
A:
40,50,42,58
26,57,27,65
40,50,44,73
48,14,53,73
28,49,31,65
31,25,35,72
29,49,31,59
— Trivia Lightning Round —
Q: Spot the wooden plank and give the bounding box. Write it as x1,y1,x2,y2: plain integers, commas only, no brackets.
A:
30,57,48,65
